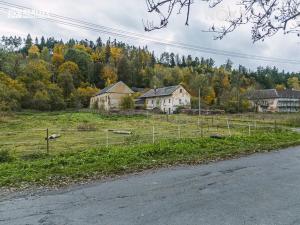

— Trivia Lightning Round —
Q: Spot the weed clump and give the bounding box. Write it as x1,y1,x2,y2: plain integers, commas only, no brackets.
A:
21,152,49,161
77,123,97,131
0,149,14,163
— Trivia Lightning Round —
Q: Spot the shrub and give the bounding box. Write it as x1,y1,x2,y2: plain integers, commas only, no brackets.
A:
0,72,26,111
70,86,99,108
173,106,186,114
0,149,14,163
120,95,134,110
287,117,300,127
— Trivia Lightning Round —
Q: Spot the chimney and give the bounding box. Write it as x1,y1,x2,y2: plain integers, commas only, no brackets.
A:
154,85,157,95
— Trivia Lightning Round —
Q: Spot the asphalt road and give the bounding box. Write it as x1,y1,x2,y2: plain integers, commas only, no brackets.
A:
2,146,300,225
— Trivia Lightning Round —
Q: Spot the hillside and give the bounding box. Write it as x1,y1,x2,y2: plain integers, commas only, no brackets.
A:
1,35,300,112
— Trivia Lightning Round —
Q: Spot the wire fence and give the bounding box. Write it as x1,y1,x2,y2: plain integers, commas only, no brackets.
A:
0,115,289,156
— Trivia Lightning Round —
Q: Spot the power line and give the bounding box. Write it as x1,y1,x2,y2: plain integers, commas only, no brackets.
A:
1,1,300,64
0,1,296,63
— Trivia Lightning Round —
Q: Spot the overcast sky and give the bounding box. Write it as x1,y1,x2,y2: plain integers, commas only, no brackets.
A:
1,0,300,72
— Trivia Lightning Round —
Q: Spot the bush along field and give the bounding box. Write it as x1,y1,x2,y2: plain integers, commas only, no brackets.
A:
1,111,300,188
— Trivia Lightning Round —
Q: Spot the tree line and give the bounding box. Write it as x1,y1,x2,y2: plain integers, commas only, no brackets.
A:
1,34,300,112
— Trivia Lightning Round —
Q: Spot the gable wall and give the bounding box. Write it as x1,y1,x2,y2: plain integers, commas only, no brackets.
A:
90,82,133,111
110,82,133,94
145,86,191,114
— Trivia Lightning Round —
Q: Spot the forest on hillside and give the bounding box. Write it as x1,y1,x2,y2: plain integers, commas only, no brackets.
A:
1,34,300,112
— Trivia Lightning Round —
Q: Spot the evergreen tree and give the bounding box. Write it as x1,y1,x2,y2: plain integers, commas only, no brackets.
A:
181,56,187,67
105,39,111,63
23,34,32,54
40,36,46,49
96,37,102,47
170,53,176,67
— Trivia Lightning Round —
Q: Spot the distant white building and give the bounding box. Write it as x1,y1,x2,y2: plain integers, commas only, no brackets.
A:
140,85,191,114
90,81,134,111
248,89,300,112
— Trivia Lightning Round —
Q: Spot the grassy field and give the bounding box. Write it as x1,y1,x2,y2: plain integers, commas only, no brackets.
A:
0,111,296,156
0,111,300,188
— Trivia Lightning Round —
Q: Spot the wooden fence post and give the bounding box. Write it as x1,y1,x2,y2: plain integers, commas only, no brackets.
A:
152,125,155,144
46,128,49,154
227,119,232,137
248,123,251,136
106,130,109,148
201,120,203,137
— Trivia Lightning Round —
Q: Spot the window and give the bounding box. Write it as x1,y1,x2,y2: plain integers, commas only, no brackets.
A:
179,99,182,104
169,99,171,103
180,89,183,93
151,100,154,105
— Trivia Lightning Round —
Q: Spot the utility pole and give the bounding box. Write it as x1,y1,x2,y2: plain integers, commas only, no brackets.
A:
237,73,240,113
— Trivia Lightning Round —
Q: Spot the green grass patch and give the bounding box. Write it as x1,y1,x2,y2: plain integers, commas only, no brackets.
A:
1,130,300,188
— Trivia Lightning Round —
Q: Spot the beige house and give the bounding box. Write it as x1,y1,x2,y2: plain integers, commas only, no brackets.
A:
90,81,134,111
140,85,191,114
248,89,300,112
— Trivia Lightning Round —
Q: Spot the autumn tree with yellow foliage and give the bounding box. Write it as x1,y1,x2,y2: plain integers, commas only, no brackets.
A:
0,34,298,112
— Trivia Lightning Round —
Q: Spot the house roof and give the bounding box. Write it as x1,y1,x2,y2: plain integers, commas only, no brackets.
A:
248,89,278,99
95,81,133,96
134,98,145,105
278,89,300,98
248,89,300,99
140,85,181,98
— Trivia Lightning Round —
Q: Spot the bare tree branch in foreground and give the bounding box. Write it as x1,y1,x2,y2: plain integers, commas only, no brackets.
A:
144,0,300,42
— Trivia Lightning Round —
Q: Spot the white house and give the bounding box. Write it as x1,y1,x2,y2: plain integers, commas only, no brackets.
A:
90,81,134,111
248,89,300,112
140,85,191,114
